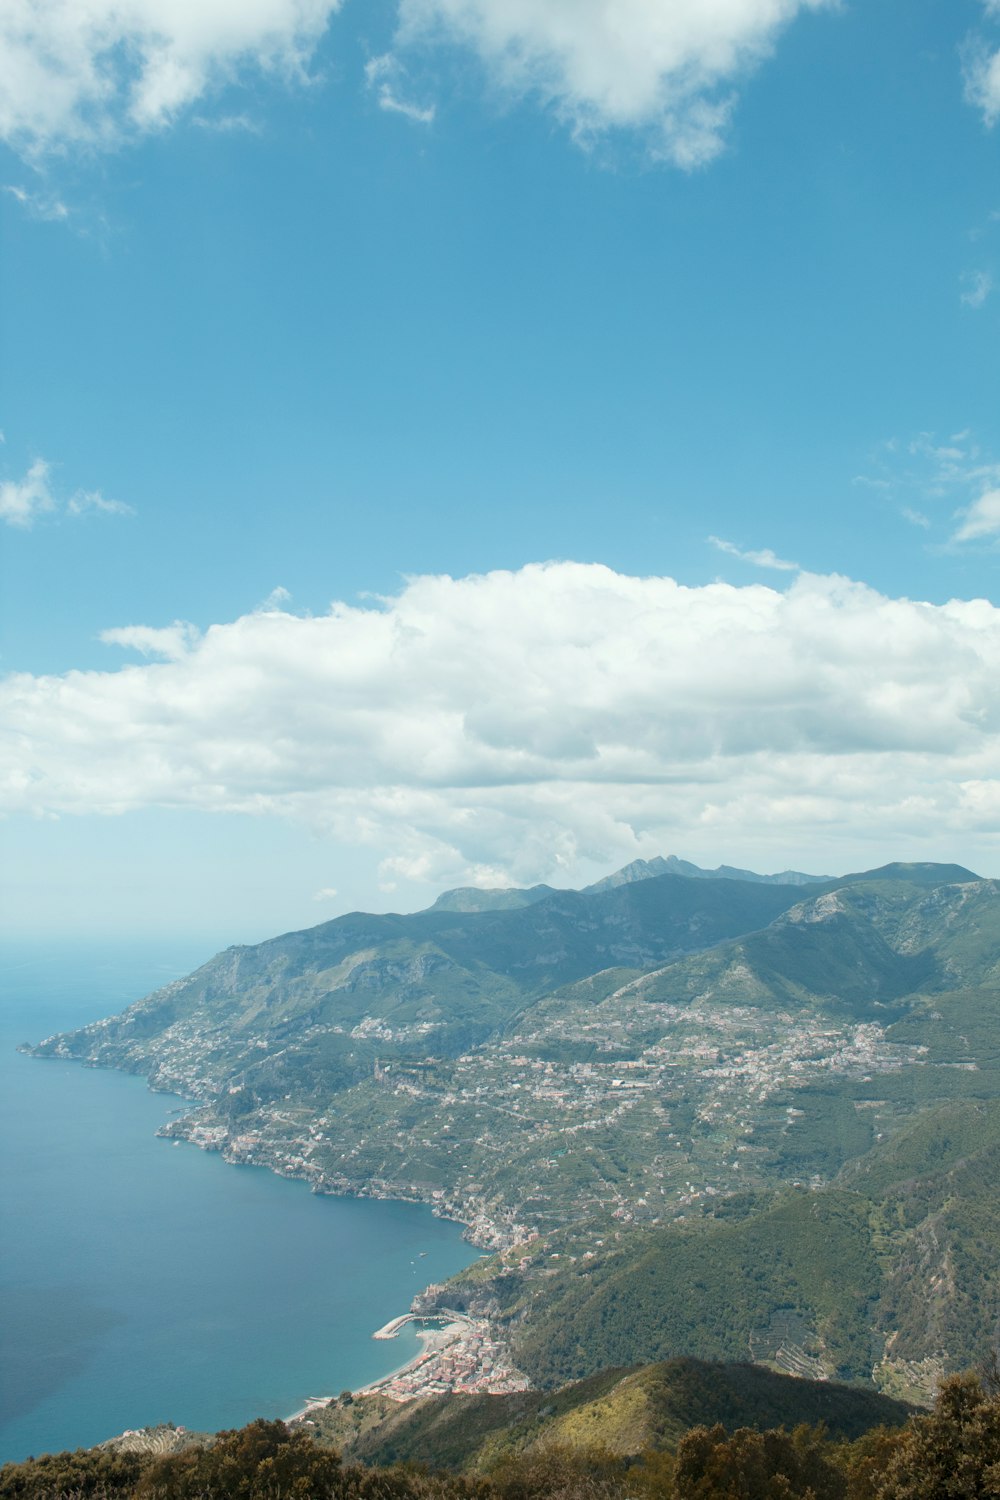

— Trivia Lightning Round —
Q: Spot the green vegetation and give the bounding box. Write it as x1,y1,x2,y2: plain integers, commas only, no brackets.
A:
11,1370,1000,1500
306,1360,910,1472
25,861,1000,1391
510,1192,882,1386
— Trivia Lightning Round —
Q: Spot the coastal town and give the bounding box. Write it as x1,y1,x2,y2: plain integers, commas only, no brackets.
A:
284,1308,530,1427
362,1311,530,1399
159,982,927,1255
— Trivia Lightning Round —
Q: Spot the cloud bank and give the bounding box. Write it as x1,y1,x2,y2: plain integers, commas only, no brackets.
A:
4,563,1000,887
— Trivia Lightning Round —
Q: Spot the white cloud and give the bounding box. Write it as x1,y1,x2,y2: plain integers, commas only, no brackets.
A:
856,428,1000,539
3,183,69,221
0,0,344,152
365,53,436,124
708,536,799,571
259,585,292,610
964,25,1000,127
66,489,136,518
392,0,834,166
960,269,993,308
953,488,1000,543
2,0,831,161
0,457,135,527
313,886,339,900
5,562,1000,887
99,622,201,659
0,459,56,528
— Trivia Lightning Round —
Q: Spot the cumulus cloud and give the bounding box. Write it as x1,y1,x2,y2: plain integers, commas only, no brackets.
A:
392,0,834,166
4,562,1000,886
708,536,799,571
0,458,56,528
0,0,344,152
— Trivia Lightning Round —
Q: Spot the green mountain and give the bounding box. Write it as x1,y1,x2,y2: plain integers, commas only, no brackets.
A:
29,872,808,1092
25,858,1000,1403
428,885,558,913
429,856,831,911
303,1357,912,1470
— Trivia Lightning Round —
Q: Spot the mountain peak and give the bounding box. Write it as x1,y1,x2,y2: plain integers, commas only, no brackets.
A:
583,855,828,894
428,884,557,913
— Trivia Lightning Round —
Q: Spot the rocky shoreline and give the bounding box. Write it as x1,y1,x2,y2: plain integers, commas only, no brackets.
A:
154,1109,533,1403
156,1107,532,1254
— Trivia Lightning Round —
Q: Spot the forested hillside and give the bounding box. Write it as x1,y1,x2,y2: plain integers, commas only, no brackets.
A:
4,1366,999,1500
26,859,1000,1400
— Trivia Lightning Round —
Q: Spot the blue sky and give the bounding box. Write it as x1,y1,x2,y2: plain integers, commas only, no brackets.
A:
2,0,1000,945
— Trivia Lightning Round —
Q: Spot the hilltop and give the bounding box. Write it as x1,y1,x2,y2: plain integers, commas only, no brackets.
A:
303,1357,912,1471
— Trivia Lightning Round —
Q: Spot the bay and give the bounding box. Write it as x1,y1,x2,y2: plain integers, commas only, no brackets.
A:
0,941,479,1465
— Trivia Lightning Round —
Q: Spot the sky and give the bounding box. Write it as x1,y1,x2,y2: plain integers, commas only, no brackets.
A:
2,0,1000,947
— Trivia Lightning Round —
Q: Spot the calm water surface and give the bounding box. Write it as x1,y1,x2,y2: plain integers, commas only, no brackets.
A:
0,942,479,1464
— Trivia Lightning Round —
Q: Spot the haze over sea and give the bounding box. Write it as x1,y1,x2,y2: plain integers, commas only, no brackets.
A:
0,942,478,1466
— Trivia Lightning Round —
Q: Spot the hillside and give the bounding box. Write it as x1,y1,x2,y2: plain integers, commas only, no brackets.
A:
24,858,1000,1397
303,1358,912,1470
0,1362,938,1500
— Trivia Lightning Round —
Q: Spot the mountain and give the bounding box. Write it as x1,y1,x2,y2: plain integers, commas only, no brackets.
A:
428,885,558,913
304,1357,912,1470
25,859,1000,1402
29,874,808,1094
839,861,982,888
429,854,831,912
0,1360,917,1500
583,856,830,893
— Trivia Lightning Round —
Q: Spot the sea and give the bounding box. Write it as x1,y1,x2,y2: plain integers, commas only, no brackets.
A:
0,941,480,1466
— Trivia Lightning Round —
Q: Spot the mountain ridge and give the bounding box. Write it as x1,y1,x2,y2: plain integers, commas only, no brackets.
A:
428,855,834,913
24,858,1000,1405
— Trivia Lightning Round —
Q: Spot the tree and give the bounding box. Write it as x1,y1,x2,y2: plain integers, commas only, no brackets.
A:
868,1373,1000,1499
672,1423,845,1500
138,1418,344,1500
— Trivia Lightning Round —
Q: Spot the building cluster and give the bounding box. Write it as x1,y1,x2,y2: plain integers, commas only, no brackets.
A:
363,1316,530,1401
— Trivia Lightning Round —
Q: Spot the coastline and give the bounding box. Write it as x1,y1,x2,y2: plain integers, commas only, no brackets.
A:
285,1322,432,1421
287,1311,531,1423
160,1110,535,1406
20,1044,531,1430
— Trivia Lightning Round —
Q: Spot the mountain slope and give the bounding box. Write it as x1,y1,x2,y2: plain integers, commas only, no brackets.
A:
25,860,1000,1396
304,1358,912,1470
30,874,810,1089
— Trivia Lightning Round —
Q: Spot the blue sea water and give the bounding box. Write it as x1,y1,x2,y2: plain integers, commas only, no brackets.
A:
0,942,479,1465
